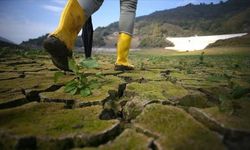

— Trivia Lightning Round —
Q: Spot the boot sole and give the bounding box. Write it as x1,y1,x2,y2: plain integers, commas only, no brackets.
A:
114,65,135,71
43,36,72,71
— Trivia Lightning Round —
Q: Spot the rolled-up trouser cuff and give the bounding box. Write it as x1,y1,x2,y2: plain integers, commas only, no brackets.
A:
119,12,136,36
77,0,104,17
119,0,138,35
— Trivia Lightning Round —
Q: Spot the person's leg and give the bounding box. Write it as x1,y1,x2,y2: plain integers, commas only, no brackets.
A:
43,0,103,71
82,16,93,59
115,0,138,71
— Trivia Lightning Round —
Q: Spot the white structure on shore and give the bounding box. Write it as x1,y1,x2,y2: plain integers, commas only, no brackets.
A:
165,33,247,51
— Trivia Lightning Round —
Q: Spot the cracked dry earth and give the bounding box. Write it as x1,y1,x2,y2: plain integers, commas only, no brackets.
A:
0,52,250,150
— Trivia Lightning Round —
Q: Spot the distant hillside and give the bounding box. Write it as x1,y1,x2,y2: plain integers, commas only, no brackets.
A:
20,34,84,49
0,37,24,57
0,36,19,48
136,0,250,34
20,34,49,49
0,36,15,44
20,0,250,49
207,33,250,48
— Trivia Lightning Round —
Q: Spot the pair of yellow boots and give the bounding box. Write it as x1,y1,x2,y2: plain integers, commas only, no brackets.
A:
43,0,134,71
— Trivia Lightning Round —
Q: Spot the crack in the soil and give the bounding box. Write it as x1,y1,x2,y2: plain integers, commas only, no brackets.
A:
198,88,220,104
6,61,37,66
72,122,125,149
0,74,25,81
76,122,124,148
118,76,163,84
0,84,64,110
187,108,250,150
0,122,124,150
24,84,64,102
133,125,159,140
0,97,28,109
161,99,178,106
148,140,159,150
118,83,127,98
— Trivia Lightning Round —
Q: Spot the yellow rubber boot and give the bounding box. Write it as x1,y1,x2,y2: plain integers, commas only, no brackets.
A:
51,0,86,50
43,0,87,71
115,33,134,71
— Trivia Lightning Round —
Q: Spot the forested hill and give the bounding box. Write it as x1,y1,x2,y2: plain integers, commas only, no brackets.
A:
136,0,250,34
20,0,250,48
0,36,20,49
92,0,250,48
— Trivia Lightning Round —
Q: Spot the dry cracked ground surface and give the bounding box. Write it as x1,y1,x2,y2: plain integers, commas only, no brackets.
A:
0,50,250,150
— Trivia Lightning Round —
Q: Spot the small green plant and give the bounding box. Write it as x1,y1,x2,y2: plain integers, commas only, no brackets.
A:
54,58,104,97
232,86,250,99
223,71,233,80
218,95,234,115
233,64,240,69
140,62,145,70
186,67,194,74
164,75,177,83
199,51,205,64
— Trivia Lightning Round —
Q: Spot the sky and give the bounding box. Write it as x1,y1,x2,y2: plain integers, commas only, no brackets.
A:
0,0,225,44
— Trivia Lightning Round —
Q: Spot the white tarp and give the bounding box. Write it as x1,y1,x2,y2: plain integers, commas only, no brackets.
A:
165,33,247,51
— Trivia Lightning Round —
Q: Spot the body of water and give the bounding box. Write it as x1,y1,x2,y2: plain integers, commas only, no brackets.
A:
165,33,247,51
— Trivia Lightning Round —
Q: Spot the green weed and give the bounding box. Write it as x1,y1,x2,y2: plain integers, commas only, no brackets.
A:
199,51,205,64
218,95,235,115
54,58,104,97
232,86,250,99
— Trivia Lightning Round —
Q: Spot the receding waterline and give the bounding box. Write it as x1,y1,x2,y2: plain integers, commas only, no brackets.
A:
165,33,247,51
